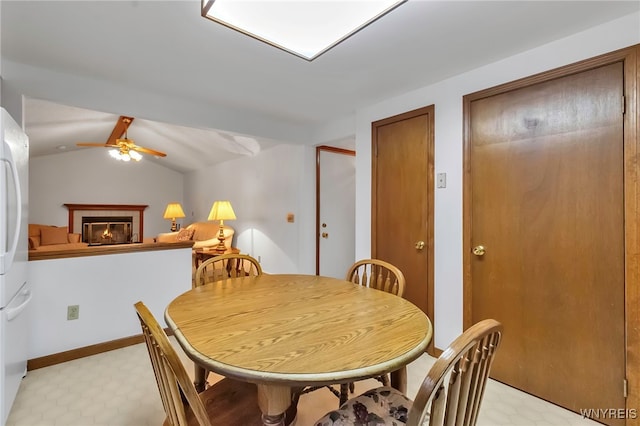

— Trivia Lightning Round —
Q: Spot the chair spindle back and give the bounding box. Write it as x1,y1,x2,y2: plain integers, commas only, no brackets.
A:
134,301,212,426
408,319,503,426
194,253,262,287
346,259,406,297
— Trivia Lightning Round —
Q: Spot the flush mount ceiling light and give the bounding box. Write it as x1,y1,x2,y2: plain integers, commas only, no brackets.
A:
201,0,407,61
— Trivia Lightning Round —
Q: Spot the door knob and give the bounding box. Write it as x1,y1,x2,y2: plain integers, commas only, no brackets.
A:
472,245,486,256
415,241,425,250
322,232,329,239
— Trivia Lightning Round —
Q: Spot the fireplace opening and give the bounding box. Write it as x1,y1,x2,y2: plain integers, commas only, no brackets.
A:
82,216,133,245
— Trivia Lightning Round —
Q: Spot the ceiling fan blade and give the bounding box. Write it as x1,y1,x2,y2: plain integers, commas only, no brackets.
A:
76,143,110,147
132,145,167,157
106,116,134,145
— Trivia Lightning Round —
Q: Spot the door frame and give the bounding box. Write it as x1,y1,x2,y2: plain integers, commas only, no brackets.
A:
371,105,435,355
462,45,639,420
315,145,356,275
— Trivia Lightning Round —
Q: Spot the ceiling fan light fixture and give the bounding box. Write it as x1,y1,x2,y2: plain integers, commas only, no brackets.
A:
129,150,143,161
76,115,166,161
109,148,121,160
109,148,142,162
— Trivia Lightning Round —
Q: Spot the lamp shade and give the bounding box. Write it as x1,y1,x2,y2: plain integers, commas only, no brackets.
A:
208,201,236,221
163,203,186,220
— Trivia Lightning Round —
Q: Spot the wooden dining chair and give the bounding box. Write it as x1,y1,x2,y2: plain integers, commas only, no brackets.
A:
340,259,407,401
346,258,406,296
194,253,262,287
192,253,263,385
314,319,503,426
297,259,407,406
134,301,264,426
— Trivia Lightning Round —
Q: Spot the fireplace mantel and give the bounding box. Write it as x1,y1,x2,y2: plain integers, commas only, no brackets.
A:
65,204,148,241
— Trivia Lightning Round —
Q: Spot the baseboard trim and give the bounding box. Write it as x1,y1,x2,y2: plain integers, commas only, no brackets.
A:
27,328,174,371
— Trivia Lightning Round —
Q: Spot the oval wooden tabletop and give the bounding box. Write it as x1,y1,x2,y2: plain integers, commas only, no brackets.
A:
165,274,432,386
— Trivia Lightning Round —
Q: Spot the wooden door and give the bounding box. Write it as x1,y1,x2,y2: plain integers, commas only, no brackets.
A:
465,62,625,422
316,146,356,279
372,106,434,353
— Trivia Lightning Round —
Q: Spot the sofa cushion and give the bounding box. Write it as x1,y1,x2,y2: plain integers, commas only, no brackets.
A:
40,226,70,245
176,227,195,241
29,224,50,237
67,233,81,243
28,236,41,249
188,222,220,241
34,242,89,251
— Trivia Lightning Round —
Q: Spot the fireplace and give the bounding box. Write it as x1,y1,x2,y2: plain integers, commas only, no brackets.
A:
82,216,133,245
65,204,148,243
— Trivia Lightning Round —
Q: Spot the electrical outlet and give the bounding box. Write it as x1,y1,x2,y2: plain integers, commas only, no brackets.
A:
67,305,79,320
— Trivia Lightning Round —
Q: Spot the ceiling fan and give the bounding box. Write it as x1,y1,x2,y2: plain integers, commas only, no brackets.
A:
76,116,167,161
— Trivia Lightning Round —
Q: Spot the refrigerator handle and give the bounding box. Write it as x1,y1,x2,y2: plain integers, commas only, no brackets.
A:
0,141,22,272
6,287,32,321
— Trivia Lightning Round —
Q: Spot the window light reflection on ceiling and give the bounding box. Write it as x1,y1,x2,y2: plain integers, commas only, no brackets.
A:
201,0,407,61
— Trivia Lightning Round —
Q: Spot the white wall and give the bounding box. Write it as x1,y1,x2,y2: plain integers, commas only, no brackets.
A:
28,247,192,358
184,144,316,274
349,12,640,349
29,148,185,239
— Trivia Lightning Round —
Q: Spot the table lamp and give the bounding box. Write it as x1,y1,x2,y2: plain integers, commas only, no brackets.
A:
163,202,186,232
207,200,236,252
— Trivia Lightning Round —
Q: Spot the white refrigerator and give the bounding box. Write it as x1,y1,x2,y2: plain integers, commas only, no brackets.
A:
0,108,30,426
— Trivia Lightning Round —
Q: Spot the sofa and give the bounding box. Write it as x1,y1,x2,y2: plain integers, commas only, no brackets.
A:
157,222,234,274
157,221,234,252
28,224,89,252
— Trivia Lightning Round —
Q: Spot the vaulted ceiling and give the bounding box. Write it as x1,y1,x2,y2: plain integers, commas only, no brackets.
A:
2,1,638,172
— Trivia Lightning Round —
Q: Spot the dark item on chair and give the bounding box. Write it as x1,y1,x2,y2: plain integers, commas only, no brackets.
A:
314,318,503,426
134,301,264,426
194,253,262,287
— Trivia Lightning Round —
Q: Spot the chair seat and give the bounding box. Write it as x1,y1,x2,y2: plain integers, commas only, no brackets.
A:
314,386,414,425
314,319,503,426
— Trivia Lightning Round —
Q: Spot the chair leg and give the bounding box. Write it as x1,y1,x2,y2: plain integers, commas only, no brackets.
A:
290,387,303,408
349,382,354,393
339,383,349,406
380,374,389,386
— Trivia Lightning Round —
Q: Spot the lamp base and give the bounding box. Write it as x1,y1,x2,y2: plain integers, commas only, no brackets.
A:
170,220,178,232
215,224,227,253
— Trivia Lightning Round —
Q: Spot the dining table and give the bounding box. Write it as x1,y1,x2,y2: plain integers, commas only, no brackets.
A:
164,273,432,426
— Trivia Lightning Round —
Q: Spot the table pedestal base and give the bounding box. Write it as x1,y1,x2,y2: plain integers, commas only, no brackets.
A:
257,384,294,426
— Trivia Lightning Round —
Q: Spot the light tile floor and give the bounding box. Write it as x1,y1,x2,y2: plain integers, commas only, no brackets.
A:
7,341,601,426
